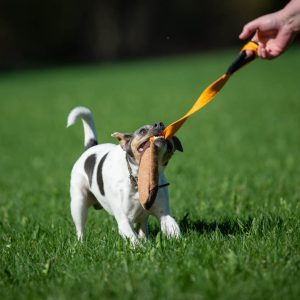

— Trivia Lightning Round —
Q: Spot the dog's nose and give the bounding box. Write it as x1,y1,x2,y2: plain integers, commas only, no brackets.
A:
153,122,165,130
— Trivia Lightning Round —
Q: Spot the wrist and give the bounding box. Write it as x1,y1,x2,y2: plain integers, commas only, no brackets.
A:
281,0,300,33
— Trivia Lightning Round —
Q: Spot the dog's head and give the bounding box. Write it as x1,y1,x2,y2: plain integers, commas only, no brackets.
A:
112,122,183,165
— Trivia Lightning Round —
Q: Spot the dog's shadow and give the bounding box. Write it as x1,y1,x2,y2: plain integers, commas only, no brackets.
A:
149,213,254,238
179,213,254,235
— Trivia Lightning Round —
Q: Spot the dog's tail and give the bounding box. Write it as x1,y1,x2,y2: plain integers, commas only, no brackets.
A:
67,106,98,150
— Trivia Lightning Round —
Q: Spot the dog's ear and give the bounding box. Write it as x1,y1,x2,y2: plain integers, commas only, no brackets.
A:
111,132,132,151
173,136,183,152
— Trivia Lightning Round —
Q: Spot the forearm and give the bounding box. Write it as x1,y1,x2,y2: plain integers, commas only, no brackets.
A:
280,0,300,33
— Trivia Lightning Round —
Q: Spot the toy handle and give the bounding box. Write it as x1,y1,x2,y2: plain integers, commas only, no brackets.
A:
226,41,258,75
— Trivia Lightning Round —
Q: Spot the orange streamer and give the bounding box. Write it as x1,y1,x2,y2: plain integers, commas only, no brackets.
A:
160,41,258,140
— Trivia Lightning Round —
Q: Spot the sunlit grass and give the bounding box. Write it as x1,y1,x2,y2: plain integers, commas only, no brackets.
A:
0,47,300,299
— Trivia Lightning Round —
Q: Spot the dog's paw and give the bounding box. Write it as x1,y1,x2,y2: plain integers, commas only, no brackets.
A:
160,215,181,239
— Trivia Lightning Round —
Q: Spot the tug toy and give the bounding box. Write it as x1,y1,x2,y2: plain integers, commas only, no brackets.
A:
138,41,258,209
138,141,159,209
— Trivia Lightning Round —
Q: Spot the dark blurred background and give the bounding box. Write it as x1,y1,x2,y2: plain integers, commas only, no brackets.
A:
0,0,288,70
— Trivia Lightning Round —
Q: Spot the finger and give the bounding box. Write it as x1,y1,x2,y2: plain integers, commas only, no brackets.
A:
239,19,261,40
245,50,255,57
260,46,267,59
251,32,259,43
265,45,283,60
244,32,258,57
265,51,276,60
239,26,253,40
257,46,262,57
265,29,296,58
257,44,266,58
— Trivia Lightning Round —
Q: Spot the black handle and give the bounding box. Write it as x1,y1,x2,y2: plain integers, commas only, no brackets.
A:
226,50,256,76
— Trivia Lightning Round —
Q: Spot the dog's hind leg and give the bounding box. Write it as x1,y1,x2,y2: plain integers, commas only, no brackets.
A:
70,179,90,241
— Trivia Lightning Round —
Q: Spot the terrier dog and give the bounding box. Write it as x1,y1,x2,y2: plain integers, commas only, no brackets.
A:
67,106,183,244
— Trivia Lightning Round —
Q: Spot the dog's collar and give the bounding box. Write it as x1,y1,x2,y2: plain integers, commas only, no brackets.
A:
125,154,170,190
125,154,139,189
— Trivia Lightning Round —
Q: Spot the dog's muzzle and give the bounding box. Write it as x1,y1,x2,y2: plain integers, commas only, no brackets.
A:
151,122,165,136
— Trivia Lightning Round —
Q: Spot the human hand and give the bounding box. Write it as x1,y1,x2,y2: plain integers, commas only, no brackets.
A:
239,11,297,59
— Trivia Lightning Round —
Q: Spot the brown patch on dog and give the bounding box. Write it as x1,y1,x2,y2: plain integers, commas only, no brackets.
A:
112,125,182,166
131,136,150,164
111,132,132,150
112,125,153,164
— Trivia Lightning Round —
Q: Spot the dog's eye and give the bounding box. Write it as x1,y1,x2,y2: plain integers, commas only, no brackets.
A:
139,128,147,135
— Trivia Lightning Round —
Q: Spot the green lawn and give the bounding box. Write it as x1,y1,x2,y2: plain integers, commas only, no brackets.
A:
0,47,300,300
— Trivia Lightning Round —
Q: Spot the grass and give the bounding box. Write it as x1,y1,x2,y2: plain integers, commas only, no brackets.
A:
0,47,300,300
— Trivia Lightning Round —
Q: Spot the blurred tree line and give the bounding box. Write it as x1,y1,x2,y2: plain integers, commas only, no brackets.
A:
0,0,287,69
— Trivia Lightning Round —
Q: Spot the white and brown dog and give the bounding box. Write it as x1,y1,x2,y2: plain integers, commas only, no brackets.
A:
67,106,183,244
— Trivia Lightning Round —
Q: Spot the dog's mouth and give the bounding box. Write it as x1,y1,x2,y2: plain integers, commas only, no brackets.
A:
138,135,169,154
137,136,165,154
138,140,151,153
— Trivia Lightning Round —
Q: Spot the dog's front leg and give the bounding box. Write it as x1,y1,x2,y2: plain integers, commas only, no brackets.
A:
114,213,139,244
152,187,181,239
160,215,181,239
